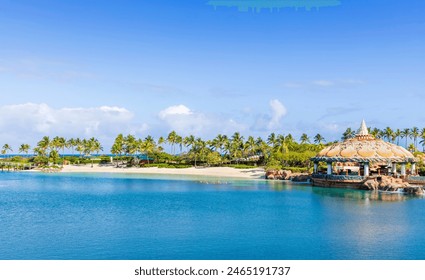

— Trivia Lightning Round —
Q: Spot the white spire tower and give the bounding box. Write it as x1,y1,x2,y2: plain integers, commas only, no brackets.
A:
357,119,369,136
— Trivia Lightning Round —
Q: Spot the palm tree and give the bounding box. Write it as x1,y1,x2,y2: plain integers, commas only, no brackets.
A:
383,127,394,143
275,135,289,155
58,137,67,156
231,132,244,146
49,149,59,164
32,147,46,160
401,128,410,148
183,135,195,150
244,136,257,158
230,132,244,163
276,134,285,147
167,131,179,155
48,137,62,164
193,138,210,166
267,133,277,147
211,134,227,156
157,136,165,152
224,140,232,161
18,144,31,156
66,138,77,156
81,139,90,157
37,136,50,151
36,136,50,160
419,139,425,153
209,137,221,153
407,143,416,153
124,134,138,158
300,133,310,144
94,139,103,155
51,136,66,165
142,136,156,164
135,138,143,159
342,128,355,140
50,136,60,152
1,144,12,158
111,134,125,166
255,136,269,162
183,135,196,164
188,137,202,167
176,135,183,154
220,135,230,157
74,138,85,161
87,137,102,167
411,127,420,150
420,128,425,152
284,134,294,143
313,134,325,145
394,129,401,145
370,127,381,139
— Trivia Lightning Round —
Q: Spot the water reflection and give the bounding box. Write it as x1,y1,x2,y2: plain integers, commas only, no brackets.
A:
265,180,293,191
311,187,415,202
266,179,423,203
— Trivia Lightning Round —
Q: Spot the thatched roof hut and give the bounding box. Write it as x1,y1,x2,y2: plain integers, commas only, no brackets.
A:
311,120,416,177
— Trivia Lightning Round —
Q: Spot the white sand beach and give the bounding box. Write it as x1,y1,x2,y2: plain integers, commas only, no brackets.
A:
60,164,266,179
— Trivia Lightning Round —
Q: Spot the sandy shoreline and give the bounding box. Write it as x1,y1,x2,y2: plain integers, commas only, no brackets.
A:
59,164,266,179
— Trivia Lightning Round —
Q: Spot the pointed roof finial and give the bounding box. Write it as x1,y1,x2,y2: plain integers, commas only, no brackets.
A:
357,119,369,136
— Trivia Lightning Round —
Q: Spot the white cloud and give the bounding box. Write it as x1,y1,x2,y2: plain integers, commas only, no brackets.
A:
1,101,290,151
158,104,245,137
268,99,287,130
134,123,150,134
312,80,335,87
158,104,193,119
250,99,288,132
0,103,136,149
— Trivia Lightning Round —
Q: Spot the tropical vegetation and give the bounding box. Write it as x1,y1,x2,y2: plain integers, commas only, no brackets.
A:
1,125,425,174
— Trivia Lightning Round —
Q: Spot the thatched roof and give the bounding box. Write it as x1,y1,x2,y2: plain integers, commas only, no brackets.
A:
311,121,416,163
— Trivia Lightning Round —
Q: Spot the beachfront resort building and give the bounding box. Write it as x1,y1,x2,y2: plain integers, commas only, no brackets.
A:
311,120,421,188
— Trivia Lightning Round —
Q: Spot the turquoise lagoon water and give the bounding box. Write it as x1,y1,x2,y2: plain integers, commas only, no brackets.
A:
1,171,425,260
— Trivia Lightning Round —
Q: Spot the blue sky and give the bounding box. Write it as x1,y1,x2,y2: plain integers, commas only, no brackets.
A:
1,0,424,149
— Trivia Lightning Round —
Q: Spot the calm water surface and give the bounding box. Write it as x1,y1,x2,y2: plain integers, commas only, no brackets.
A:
1,172,425,260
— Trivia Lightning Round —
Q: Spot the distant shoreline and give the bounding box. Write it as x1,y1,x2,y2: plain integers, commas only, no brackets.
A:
59,164,266,179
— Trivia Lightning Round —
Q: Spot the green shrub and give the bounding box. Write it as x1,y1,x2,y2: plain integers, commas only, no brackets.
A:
9,156,29,163
282,166,311,173
227,164,257,169
265,157,283,171
142,163,191,169
99,156,112,164
173,164,192,168
33,155,48,166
